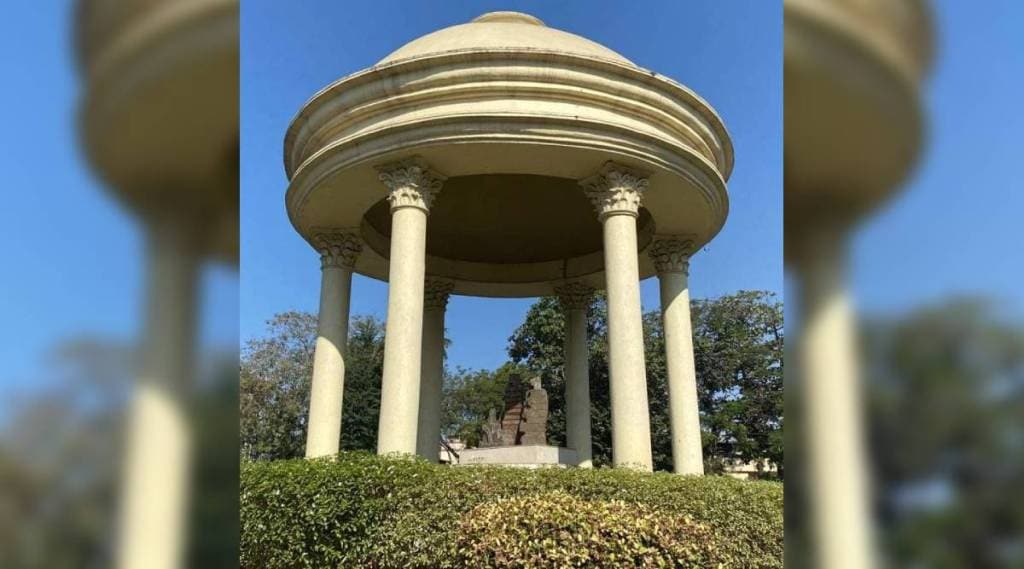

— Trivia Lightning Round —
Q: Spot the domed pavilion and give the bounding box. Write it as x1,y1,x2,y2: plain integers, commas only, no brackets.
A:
285,11,732,472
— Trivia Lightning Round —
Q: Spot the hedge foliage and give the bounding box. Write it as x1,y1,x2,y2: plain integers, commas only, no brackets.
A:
456,491,725,567
240,452,782,568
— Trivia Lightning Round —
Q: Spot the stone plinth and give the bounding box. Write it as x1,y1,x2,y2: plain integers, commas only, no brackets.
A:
456,445,578,468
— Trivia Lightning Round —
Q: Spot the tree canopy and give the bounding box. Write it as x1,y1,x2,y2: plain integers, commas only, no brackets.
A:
498,290,783,472
240,290,784,474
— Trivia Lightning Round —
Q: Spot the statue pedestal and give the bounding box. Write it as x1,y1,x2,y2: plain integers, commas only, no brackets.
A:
456,445,578,468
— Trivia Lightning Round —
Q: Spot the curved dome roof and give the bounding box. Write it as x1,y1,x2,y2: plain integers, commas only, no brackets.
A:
378,11,634,66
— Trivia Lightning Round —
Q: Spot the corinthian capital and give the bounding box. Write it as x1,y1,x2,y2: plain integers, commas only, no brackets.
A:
648,237,696,275
376,157,446,213
423,278,455,311
313,230,363,269
580,162,649,220
554,282,594,311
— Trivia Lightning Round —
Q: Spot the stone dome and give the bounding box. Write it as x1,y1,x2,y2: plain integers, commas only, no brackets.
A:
378,11,634,66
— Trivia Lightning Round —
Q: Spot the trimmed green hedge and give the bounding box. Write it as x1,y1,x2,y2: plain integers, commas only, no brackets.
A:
241,452,782,568
457,491,726,567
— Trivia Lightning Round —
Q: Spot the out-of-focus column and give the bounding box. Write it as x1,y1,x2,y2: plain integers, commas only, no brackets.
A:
555,282,594,468
117,216,198,569
416,278,453,461
649,237,704,475
581,162,653,471
796,225,874,569
376,159,445,455
305,231,361,458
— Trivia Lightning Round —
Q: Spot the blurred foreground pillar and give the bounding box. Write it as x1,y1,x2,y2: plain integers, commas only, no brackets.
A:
794,224,874,569
117,218,198,569
75,0,239,567
785,0,933,566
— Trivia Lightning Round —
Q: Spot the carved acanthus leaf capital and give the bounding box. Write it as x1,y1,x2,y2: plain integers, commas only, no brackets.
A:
423,278,455,311
580,162,650,220
376,157,446,213
554,282,594,311
312,230,362,269
648,237,697,275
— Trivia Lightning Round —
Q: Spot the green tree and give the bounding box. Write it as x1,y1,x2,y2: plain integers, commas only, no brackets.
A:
441,363,528,447
786,298,1024,569
240,311,316,460
339,316,386,451
862,299,1024,567
692,291,785,473
240,312,385,459
0,339,239,568
505,294,616,462
505,290,784,473
243,292,784,475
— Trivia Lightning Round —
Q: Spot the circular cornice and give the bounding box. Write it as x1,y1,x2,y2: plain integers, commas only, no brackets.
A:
76,0,239,263
785,0,933,83
784,0,932,231
285,52,732,180
76,0,236,82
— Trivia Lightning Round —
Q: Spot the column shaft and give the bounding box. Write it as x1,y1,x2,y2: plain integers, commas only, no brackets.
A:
117,220,197,569
416,286,449,461
378,206,428,454
658,270,704,474
799,231,874,569
305,264,353,458
564,306,593,467
603,213,653,470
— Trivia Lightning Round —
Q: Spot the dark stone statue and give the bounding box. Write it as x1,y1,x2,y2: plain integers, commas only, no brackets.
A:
519,376,549,446
479,408,504,447
479,373,549,447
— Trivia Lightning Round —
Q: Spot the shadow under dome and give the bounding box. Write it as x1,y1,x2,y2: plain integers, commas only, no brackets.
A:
363,174,652,266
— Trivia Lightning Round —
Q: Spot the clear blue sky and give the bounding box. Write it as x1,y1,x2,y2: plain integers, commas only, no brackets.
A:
5,2,1013,390
0,1,238,388
851,0,1024,315
241,0,785,371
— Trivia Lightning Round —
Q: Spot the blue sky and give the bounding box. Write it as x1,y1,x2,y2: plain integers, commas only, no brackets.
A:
0,1,238,387
851,0,1024,315
241,0,784,371
3,1,1017,389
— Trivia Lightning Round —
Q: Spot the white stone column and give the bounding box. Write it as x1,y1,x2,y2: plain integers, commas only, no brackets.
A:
116,216,198,569
796,225,875,569
555,282,594,468
649,238,704,475
416,278,453,461
376,159,445,455
305,231,361,458
582,162,653,471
